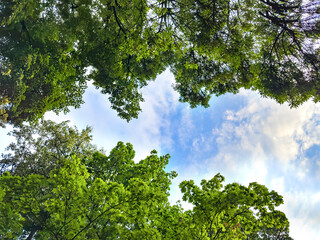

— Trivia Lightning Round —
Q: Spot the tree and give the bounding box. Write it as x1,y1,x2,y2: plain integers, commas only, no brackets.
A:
0,120,96,176
179,174,291,239
0,138,177,239
1,0,319,126
0,121,292,239
0,156,292,239
0,155,175,239
0,95,9,127
171,0,320,108
0,0,88,125
0,0,174,125
249,226,294,239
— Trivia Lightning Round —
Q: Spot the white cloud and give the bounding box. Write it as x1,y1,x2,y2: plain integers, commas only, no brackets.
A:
211,90,320,167
0,125,14,155
283,190,320,240
45,69,180,161
169,90,320,240
209,92,320,239
270,177,285,194
192,134,212,152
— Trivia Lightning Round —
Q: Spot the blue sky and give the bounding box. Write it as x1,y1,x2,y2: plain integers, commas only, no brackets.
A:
1,69,320,239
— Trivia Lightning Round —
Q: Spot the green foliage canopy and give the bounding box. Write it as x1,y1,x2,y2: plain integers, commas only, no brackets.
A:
0,120,95,176
0,120,292,239
1,0,320,125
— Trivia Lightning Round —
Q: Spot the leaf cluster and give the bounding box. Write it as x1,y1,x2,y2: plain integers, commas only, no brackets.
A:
0,121,292,239
1,0,319,126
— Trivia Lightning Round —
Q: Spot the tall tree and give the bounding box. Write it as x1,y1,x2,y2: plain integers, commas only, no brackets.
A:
1,0,319,126
171,0,320,108
179,174,290,239
0,154,176,239
0,121,292,239
0,95,9,127
0,153,292,239
0,120,95,176
249,226,294,239
0,0,174,125
0,0,88,125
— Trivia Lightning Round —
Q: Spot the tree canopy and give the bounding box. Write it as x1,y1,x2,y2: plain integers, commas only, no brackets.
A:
0,119,95,176
0,120,292,239
0,0,319,125
0,0,174,125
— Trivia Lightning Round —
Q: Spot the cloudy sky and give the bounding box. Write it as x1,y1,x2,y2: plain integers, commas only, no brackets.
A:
1,70,320,239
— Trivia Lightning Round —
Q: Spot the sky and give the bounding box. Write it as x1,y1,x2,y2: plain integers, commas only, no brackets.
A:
1,69,320,239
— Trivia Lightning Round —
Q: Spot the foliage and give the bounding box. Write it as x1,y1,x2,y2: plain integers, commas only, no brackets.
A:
179,174,290,239
249,226,294,239
0,121,292,239
0,0,88,125
0,0,174,125
0,120,95,176
0,0,319,125
0,96,9,127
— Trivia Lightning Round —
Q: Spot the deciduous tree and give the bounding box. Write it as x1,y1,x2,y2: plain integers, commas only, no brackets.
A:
0,120,95,176
1,0,319,125
0,121,292,239
179,174,290,239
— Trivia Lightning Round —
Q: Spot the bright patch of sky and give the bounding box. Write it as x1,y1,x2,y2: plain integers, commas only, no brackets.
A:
1,70,320,239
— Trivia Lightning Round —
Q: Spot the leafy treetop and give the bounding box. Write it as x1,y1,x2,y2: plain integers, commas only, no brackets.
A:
0,120,292,239
1,0,319,126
